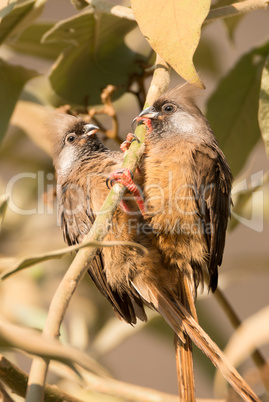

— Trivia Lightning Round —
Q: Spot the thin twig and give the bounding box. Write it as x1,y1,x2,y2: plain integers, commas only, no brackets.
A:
25,55,170,402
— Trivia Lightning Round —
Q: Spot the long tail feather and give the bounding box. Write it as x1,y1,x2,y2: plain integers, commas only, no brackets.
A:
174,275,196,401
132,279,259,402
175,333,196,401
158,291,259,402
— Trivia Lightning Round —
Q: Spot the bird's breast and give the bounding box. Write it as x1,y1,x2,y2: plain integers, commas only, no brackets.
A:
143,145,199,222
142,143,208,268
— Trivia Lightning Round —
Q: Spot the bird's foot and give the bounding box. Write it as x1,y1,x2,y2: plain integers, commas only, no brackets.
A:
106,168,134,190
120,133,140,152
106,168,146,217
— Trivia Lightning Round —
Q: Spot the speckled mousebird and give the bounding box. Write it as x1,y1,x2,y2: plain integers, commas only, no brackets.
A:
128,83,233,400
47,109,258,402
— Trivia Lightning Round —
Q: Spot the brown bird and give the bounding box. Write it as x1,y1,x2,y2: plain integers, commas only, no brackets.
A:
48,114,157,325
48,112,258,402
130,83,233,400
138,84,232,291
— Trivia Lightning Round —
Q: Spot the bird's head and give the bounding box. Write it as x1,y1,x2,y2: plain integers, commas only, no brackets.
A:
46,113,102,179
134,83,204,140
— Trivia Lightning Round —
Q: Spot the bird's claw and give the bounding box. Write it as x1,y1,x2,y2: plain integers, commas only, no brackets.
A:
120,133,140,152
106,178,114,190
106,169,134,190
105,168,145,217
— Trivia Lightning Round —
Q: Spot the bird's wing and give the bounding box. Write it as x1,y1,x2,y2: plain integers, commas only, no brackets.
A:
193,144,233,291
59,184,143,324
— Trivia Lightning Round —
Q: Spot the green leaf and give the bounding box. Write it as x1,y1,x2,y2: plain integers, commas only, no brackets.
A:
259,53,269,158
206,41,269,177
43,11,149,105
7,21,68,60
0,239,148,280
0,0,16,20
0,59,39,142
194,36,219,76
0,0,47,45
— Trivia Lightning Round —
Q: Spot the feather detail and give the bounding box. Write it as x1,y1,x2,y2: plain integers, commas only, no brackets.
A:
153,82,202,111
175,334,195,402
175,274,196,401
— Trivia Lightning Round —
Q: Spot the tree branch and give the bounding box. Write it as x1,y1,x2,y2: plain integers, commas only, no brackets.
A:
0,353,225,402
25,54,170,402
86,0,269,22
0,355,82,402
82,369,225,402
206,0,269,22
0,380,14,402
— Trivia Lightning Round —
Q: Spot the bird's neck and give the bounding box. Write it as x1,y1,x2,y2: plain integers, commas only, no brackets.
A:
57,148,116,186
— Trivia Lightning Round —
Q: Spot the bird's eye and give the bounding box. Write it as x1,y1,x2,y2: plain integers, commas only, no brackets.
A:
66,134,76,144
162,104,175,113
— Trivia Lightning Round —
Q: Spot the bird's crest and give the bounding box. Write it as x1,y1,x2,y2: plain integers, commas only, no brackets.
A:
155,82,202,108
45,111,81,159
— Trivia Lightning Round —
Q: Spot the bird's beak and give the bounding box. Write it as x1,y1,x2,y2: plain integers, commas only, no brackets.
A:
131,106,159,130
84,124,99,136
138,106,159,119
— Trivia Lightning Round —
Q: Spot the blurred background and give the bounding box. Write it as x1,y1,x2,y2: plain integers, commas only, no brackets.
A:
0,0,269,400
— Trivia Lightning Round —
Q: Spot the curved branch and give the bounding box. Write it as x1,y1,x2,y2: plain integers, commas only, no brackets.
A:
0,353,225,402
0,355,81,402
87,0,269,22
206,0,269,22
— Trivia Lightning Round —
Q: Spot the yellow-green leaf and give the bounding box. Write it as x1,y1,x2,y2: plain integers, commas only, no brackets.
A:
0,0,47,44
131,0,210,87
259,53,269,159
0,59,39,142
206,42,269,177
43,11,149,105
